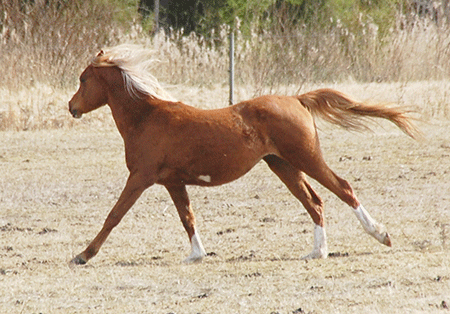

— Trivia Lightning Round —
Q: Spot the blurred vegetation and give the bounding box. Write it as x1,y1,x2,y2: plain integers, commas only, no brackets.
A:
1,0,450,91
1,0,450,130
0,0,139,89
138,0,405,37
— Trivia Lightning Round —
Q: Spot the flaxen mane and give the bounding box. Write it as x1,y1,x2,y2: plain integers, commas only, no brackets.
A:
91,44,176,102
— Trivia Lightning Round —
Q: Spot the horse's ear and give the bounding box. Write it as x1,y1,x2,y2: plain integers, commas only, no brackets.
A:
97,50,104,57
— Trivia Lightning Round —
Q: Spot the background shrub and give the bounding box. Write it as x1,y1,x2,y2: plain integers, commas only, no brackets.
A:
1,0,450,129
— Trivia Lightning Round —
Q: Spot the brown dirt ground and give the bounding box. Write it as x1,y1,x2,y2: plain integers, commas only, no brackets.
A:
0,84,449,313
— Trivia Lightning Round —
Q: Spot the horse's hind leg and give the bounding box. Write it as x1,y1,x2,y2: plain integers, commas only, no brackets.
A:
281,144,392,248
263,155,328,259
303,157,391,247
166,185,207,263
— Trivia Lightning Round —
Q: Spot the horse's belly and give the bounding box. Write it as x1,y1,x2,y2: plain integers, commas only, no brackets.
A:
156,118,276,186
157,147,267,187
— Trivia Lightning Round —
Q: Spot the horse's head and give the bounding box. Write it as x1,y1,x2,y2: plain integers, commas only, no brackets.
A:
69,45,176,119
69,64,108,119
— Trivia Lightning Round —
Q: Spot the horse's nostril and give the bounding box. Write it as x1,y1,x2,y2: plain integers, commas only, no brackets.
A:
70,109,82,119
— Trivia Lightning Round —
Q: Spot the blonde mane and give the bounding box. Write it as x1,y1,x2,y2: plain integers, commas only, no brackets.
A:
91,44,176,102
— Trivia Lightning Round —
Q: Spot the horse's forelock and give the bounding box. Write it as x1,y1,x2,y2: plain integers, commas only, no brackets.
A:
91,52,116,68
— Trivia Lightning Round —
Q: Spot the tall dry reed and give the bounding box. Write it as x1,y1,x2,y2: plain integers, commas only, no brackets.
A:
1,1,450,130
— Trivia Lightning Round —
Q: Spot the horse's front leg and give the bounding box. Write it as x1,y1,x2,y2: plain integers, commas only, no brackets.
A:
166,185,207,263
70,173,149,265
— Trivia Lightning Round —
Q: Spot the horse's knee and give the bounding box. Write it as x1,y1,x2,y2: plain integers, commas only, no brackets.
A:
103,212,122,231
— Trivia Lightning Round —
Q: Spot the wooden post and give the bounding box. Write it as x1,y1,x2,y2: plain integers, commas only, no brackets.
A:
229,32,235,106
154,0,160,33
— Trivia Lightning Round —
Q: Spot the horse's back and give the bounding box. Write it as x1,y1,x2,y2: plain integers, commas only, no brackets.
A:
234,94,316,140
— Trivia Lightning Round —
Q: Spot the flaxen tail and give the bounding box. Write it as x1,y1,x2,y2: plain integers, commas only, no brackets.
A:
296,88,421,139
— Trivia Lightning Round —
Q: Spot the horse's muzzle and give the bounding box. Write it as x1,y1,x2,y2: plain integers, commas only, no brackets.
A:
69,97,83,119
69,108,82,119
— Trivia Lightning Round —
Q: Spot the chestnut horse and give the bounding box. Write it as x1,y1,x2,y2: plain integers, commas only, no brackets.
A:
68,45,419,265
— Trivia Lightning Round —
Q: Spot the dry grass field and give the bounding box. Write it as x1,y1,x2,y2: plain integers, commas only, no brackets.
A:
0,82,449,313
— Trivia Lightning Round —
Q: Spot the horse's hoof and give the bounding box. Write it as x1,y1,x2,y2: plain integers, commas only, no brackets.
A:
301,249,328,260
70,255,87,265
382,232,392,247
182,254,205,264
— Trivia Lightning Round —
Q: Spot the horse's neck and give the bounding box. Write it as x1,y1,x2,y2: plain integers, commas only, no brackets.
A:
107,93,155,137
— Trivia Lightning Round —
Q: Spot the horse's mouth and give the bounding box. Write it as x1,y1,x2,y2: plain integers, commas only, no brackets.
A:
70,109,82,119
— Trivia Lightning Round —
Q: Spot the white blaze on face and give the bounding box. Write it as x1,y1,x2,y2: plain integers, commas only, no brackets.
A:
198,175,211,183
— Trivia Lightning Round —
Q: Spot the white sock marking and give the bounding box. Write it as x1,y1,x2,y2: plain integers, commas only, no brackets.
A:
184,231,207,263
354,204,390,245
302,224,328,259
354,204,378,234
313,224,328,255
